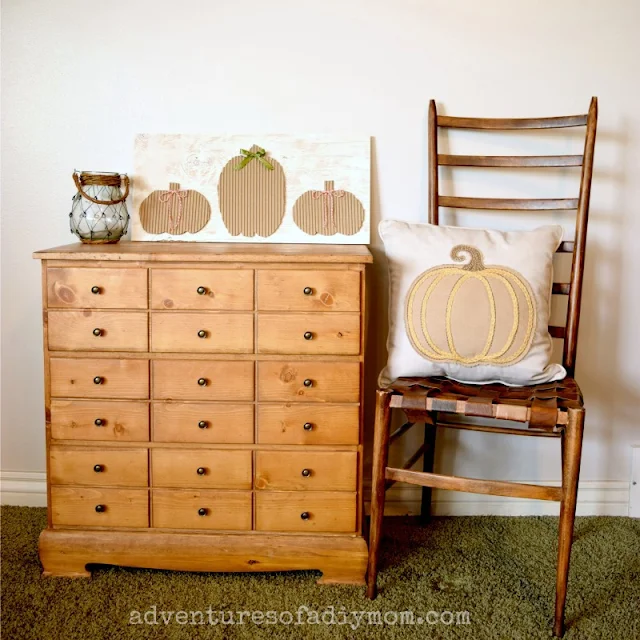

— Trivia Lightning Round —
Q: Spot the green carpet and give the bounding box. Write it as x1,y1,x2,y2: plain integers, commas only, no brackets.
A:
1,507,638,639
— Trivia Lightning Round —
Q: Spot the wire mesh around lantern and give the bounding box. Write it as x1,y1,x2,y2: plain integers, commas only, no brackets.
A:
70,171,130,243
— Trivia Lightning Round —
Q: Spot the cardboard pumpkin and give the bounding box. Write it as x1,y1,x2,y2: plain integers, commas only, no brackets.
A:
139,182,211,235
293,180,364,236
218,145,286,237
404,245,536,366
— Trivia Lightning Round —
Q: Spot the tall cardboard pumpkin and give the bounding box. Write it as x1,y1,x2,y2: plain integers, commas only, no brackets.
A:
218,145,286,237
139,182,211,235
405,245,537,366
293,180,364,236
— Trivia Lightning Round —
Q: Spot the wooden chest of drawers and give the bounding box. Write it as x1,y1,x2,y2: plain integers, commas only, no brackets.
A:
34,242,371,584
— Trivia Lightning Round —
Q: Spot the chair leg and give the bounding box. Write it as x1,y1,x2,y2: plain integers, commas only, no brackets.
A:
366,389,393,599
420,416,437,524
554,408,585,637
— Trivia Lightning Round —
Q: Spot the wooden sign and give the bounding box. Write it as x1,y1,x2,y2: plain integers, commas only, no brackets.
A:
132,134,370,244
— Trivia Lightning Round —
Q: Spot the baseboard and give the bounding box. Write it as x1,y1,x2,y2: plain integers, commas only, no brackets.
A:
0,472,631,516
1,472,47,507
363,481,631,517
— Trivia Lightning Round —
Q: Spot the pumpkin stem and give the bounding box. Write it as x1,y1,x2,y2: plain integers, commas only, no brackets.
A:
451,245,485,271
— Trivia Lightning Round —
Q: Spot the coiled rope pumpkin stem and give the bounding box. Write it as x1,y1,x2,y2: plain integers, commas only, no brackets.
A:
450,245,485,272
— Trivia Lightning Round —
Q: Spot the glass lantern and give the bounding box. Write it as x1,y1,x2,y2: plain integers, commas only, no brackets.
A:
70,171,130,243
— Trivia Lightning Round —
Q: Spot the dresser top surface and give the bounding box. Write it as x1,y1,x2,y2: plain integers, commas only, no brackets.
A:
34,242,373,264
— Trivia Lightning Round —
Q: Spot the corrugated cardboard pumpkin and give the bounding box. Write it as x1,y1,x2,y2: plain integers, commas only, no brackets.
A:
293,180,364,236
139,182,211,235
218,145,286,237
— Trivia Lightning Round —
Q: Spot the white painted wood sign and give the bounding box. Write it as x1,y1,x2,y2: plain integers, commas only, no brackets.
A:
132,134,370,244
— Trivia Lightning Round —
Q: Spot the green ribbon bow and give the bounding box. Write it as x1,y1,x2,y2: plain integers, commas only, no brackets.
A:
234,147,274,171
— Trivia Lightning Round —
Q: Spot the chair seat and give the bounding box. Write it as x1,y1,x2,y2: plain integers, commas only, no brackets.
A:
387,376,583,430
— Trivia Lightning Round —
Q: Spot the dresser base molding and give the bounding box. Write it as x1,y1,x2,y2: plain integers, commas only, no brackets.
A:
39,529,368,584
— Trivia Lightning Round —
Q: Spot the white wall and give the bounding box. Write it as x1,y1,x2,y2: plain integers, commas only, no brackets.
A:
2,0,639,508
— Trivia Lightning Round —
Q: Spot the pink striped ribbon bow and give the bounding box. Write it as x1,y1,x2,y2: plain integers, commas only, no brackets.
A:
159,188,189,233
311,188,345,231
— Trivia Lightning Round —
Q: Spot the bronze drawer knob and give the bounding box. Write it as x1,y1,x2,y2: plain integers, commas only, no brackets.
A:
300,512,310,520
198,507,208,516
196,286,207,295
95,504,106,513
197,378,208,386
94,464,103,473
303,332,313,340
94,418,104,426
93,376,103,385
92,328,103,337
303,287,313,296
303,422,313,431
198,420,208,429
197,330,207,338
301,468,311,477
196,467,206,476
90,286,101,294
303,379,313,388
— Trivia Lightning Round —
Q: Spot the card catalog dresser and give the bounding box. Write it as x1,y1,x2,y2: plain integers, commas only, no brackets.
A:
34,242,372,583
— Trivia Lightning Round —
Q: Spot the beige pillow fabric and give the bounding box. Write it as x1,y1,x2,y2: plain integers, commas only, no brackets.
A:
379,220,566,387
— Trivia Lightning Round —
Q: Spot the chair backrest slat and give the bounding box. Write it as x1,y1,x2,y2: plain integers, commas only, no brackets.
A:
437,114,588,129
428,98,598,376
438,154,583,168
438,196,579,211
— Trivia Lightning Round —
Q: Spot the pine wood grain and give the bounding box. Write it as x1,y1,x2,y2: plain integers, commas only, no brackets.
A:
255,451,357,491
257,361,360,403
257,404,359,445
150,269,254,310
51,400,149,442
49,446,148,487
152,360,254,401
152,403,254,444
151,313,254,353
151,490,252,530
255,492,356,533
48,311,148,352
34,242,373,264
50,487,149,528
151,448,252,489
50,358,149,399
46,267,148,309
257,313,360,355
257,270,360,311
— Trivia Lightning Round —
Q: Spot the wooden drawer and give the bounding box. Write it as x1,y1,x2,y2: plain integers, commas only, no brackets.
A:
255,492,356,533
152,490,251,530
151,269,254,310
257,313,359,355
48,311,148,352
257,270,360,312
51,486,149,528
49,447,148,487
152,360,254,401
153,403,253,444
255,451,357,491
50,358,149,399
151,313,253,353
151,449,252,489
258,362,360,403
258,404,359,445
51,400,149,442
47,267,147,309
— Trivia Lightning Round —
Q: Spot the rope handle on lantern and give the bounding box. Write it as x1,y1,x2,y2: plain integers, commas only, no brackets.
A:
73,172,130,205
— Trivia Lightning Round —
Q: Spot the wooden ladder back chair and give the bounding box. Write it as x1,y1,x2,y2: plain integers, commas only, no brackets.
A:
367,98,598,638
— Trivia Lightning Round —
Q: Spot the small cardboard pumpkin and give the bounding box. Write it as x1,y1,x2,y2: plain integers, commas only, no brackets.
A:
405,245,537,366
218,145,286,237
139,182,211,235
293,180,365,236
